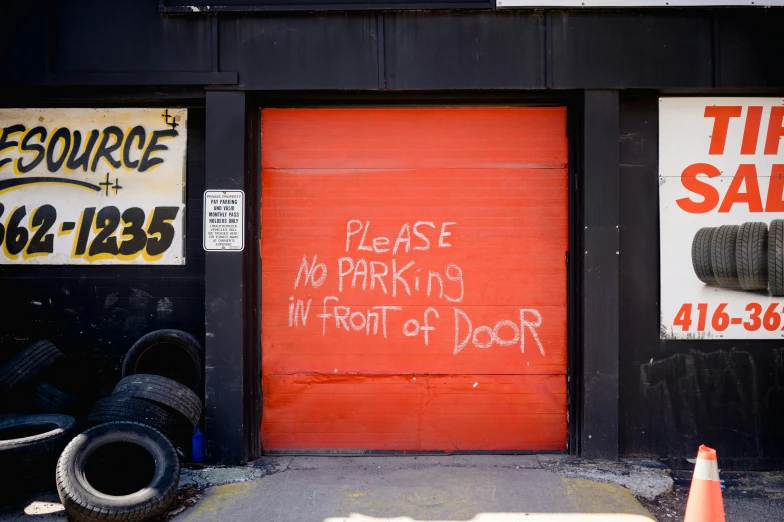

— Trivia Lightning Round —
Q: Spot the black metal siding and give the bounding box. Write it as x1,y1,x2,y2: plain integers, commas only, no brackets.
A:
4,3,783,90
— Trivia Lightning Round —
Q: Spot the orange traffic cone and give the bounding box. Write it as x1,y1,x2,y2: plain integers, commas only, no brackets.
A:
684,444,725,522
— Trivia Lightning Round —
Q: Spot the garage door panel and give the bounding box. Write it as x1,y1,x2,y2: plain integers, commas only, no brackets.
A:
261,225,567,242
262,170,568,201
262,197,568,213
261,107,568,451
266,403,566,421
262,225,569,241
262,374,567,451
261,168,567,219
260,242,567,265
263,169,567,194
262,108,567,170
261,274,567,308
262,304,566,375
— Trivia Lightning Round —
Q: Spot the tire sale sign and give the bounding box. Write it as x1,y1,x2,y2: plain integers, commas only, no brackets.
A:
660,98,784,339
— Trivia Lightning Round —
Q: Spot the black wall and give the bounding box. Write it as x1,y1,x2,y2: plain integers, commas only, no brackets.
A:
3,1,783,91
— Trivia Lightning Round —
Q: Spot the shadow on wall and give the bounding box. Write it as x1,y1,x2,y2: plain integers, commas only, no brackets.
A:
639,348,773,461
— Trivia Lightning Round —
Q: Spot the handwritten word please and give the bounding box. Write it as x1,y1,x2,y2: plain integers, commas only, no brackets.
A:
346,220,456,253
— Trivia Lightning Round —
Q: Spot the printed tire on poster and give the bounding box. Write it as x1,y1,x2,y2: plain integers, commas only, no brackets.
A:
691,227,716,285
660,98,784,339
0,109,187,265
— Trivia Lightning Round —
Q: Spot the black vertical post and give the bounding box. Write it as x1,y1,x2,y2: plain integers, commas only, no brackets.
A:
205,91,246,464
582,90,620,460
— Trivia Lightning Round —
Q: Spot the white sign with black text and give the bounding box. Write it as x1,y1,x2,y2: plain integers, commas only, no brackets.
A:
0,108,187,265
204,190,244,251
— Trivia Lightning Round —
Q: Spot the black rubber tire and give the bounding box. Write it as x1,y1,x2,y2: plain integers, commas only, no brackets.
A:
113,374,202,429
56,422,180,522
0,340,63,396
711,224,740,288
122,329,204,393
88,396,193,446
770,219,784,296
0,335,28,371
34,381,91,418
691,227,716,284
736,222,769,291
0,414,77,477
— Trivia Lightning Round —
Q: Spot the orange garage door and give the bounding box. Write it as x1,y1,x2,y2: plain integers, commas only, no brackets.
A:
260,107,568,451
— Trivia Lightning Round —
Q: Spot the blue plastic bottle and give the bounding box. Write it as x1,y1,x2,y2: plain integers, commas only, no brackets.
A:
192,428,205,463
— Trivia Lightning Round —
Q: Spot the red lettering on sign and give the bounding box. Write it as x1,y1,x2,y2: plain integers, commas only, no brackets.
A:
766,165,784,212
718,164,763,213
705,106,742,155
741,106,763,155
676,163,721,213
765,107,784,155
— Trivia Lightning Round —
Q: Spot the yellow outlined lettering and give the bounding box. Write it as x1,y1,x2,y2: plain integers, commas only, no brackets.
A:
0,127,24,173
0,181,96,196
21,207,47,260
15,127,46,175
83,207,119,263
2,206,23,260
58,222,74,236
70,210,88,259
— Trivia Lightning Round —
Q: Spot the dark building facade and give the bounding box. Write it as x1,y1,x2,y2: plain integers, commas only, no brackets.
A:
2,0,783,468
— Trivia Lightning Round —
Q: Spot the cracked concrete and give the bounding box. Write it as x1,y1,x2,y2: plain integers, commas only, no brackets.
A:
537,456,673,501
179,465,266,488
0,455,671,522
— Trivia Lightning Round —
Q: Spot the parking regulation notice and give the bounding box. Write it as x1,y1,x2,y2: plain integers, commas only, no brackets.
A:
203,190,244,251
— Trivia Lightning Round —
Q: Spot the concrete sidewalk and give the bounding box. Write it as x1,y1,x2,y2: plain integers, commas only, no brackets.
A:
175,455,657,522
0,455,666,522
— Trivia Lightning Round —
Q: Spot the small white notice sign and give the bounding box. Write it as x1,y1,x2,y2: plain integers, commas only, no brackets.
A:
204,190,244,251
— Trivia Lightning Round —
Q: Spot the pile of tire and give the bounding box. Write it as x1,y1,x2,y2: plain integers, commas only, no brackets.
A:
0,339,105,418
692,220,784,295
54,329,204,522
0,339,105,501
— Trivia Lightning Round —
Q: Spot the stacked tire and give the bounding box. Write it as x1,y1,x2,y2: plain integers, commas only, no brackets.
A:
89,374,201,446
56,328,204,522
0,339,103,500
56,422,181,522
55,375,202,522
0,339,106,418
691,221,784,294
0,414,77,501
0,340,64,412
